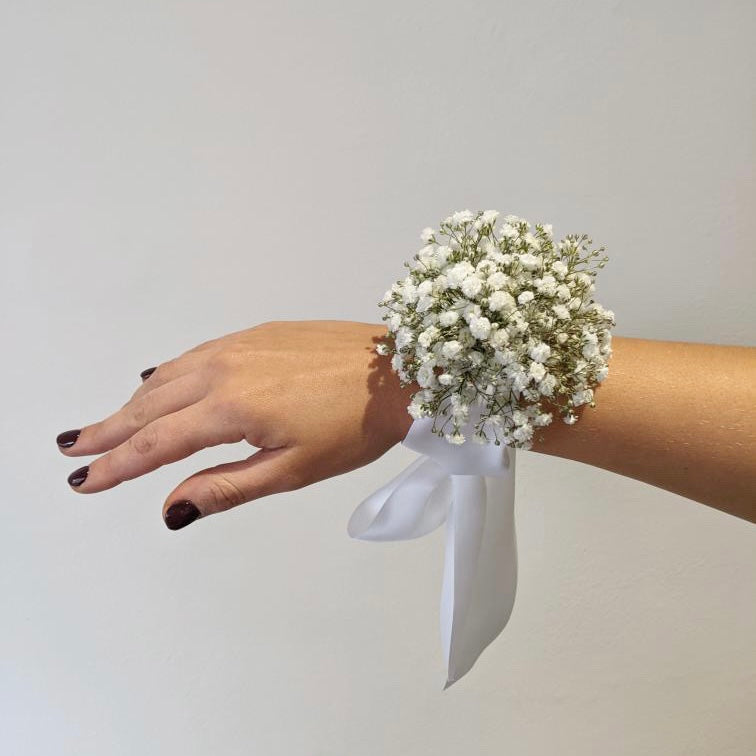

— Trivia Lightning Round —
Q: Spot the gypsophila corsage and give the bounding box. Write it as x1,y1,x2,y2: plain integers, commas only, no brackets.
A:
375,209,615,449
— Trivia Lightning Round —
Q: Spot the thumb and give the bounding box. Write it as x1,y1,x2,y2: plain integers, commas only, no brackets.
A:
162,446,312,530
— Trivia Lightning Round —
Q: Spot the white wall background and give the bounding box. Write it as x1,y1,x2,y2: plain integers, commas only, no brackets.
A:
2,1,754,754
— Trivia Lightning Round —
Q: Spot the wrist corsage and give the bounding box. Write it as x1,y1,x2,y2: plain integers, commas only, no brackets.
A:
375,209,615,448
350,210,615,689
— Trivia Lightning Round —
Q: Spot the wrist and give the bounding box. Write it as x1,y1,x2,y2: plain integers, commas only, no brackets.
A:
368,322,419,446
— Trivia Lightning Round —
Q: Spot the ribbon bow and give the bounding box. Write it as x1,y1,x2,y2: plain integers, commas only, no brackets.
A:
348,402,518,689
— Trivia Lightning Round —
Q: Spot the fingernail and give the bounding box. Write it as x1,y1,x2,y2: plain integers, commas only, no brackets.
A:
164,500,201,530
68,465,89,487
57,429,81,448
140,366,157,381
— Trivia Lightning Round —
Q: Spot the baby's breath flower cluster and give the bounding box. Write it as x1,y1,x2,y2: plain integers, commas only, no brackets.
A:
375,209,615,449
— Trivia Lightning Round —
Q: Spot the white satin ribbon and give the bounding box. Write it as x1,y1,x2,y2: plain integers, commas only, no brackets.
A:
348,402,518,689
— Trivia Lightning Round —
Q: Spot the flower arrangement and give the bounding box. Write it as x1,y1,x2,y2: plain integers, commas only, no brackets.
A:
375,209,615,449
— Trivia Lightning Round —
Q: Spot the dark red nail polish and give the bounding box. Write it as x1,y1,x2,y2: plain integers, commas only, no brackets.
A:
164,500,201,530
68,466,89,487
140,366,157,381
57,429,81,448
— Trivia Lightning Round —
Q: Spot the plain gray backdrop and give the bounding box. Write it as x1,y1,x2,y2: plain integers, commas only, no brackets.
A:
2,1,754,754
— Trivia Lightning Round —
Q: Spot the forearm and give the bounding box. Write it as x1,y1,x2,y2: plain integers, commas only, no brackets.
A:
387,331,755,524
533,336,756,523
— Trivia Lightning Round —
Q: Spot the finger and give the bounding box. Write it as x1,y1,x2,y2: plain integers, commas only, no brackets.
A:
126,348,210,405
67,400,242,494
60,373,207,457
161,445,312,530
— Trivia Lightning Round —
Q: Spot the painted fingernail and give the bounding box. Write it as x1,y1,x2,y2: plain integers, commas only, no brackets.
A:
68,466,89,487
140,366,157,381
57,429,81,448
164,500,201,530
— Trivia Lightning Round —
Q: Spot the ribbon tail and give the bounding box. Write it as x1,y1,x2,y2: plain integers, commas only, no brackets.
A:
441,458,518,689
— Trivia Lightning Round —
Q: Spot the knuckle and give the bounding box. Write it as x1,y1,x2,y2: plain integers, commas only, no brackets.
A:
129,425,159,456
207,350,239,373
94,453,123,487
207,391,237,421
207,475,246,511
127,395,151,426
150,358,176,383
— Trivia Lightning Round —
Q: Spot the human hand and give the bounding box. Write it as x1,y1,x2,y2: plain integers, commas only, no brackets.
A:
56,320,416,529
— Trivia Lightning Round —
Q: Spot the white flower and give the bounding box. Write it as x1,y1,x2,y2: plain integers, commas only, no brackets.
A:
509,311,530,334
533,411,553,427
528,361,547,382
375,342,389,356
518,252,541,271
523,233,541,251
529,342,551,363
462,302,482,321
441,340,463,359
408,397,426,419
535,274,557,296
433,274,449,293
438,372,455,386
416,295,434,312
491,328,509,349
435,245,453,267
480,238,497,256
517,290,535,305
395,327,414,350
439,309,459,327
401,283,418,304
417,364,438,388
572,388,594,406
552,304,571,320
476,258,497,275
571,359,587,375
388,313,402,330
417,279,434,297
498,224,518,239
446,261,476,287
418,326,439,348
507,366,530,392
596,365,609,382
391,353,404,372
537,372,557,397
512,423,533,442
556,331,568,344
488,290,516,312
469,316,492,340
450,209,475,227
486,271,509,290
461,275,484,298
493,348,512,365
563,413,578,425
420,227,435,243
582,341,600,359
542,224,553,238
446,431,467,445
551,260,568,279
556,283,571,301
481,209,500,226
